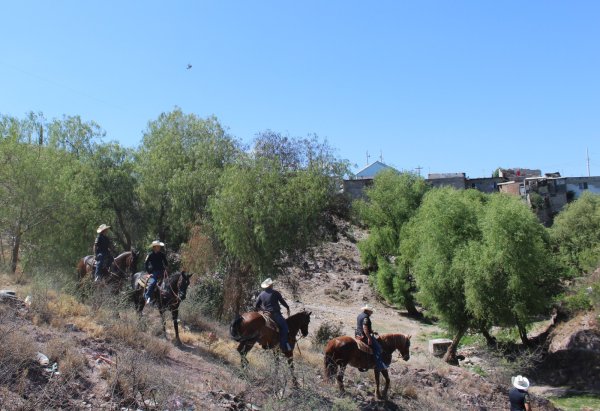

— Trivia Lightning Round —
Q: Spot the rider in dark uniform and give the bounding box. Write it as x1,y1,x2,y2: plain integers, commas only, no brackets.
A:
144,240,169,305
509,375,531,411
93,224,112,282
356,304,387,371
255,278,292,352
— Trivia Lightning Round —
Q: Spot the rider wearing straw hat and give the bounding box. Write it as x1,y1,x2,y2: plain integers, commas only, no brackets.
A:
93,224,113,282
144,240,169,305
255,278,292,352
356,304,387,371
509,375,531,411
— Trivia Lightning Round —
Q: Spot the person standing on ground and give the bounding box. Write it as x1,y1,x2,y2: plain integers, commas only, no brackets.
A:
255,278,292,352
509,375,531,411
356,304,387,371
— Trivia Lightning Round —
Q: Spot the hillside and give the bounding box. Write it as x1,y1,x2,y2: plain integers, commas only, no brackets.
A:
0,223,573,410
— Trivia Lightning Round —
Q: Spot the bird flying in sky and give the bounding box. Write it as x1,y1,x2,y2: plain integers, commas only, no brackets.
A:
186,64,192,70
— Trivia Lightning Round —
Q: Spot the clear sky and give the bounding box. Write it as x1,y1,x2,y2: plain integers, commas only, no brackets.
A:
1,1,599,178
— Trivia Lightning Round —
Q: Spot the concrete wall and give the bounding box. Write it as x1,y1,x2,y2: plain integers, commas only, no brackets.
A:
343,179,373,201
467,177,504,193
427,176,466,190
565,177,600,199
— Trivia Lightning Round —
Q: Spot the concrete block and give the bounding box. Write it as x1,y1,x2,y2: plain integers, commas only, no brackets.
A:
429,338,452,357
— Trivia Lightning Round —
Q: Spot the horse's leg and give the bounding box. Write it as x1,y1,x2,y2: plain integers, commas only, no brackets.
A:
159,307,168,340
381,369,390,400
374,369,382,400
285,352,298,388
237,341,253,368
172,307,182,346
336,365,346,393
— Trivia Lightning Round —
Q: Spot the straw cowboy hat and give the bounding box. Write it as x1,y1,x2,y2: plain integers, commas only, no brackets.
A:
96,224,111,234
261,278,274,288
149,240,165,248
361,304,374,313
512,375,530,391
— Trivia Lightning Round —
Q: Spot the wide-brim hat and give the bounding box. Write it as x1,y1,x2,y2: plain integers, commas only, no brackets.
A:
361,304,374,313
512,375,530,391
149,240,165,248
97,224,111,233
261,278,274,288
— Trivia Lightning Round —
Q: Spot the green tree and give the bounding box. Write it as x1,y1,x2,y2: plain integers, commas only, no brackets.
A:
354,170,429,315
403,187,485,362
551,192,600,275
137,108,240,246
462,194,560,345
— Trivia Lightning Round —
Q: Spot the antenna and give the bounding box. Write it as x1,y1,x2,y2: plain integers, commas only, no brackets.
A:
366,151,370,165
587,148,591,177
380,150,383,162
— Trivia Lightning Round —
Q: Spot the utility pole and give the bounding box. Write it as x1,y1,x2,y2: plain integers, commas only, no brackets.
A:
415,165,423,177
587,148,591,177
380,150,383,162
366,151,370,165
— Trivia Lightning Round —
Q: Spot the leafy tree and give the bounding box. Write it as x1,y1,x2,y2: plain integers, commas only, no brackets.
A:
551,192,600,275
86,143,144,250
209,158,333,277
0,113,106,271
354,170,429,315
137,108,240,246
462,194,560,345
403,187,485,362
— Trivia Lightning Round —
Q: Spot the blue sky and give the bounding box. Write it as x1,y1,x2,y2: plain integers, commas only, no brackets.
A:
1,1,599,178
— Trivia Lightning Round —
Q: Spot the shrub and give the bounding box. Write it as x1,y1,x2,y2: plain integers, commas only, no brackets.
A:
311,321,343,349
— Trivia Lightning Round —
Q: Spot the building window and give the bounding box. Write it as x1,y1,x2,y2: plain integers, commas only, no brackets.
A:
579,182,589,190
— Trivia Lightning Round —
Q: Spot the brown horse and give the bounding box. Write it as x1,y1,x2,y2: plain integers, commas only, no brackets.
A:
229,310,312,377
324,333,411,399
77,250,139,284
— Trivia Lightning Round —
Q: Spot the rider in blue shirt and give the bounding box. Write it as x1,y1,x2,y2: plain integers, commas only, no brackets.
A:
255,278,292,352
144,240,168,305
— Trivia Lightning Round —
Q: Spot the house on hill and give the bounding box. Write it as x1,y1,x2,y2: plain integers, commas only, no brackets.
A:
343,161,399,200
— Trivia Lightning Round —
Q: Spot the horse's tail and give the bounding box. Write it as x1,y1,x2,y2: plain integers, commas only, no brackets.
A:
324,344,338,381
229,315,245,342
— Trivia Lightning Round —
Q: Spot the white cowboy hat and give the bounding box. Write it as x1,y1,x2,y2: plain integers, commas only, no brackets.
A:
261,278,274,288
361,304,374,313
149,240,165,248
96,224,111,233
512,375,530,391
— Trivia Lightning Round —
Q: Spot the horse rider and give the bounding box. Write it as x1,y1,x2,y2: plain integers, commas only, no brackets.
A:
144,240,169,305
356,304,387,371
93,224,113,282
255,278,292,352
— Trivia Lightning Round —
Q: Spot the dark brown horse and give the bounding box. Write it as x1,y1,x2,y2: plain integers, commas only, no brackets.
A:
131,271,192,346
324,333,411,399
77,250,139,284
229,311,312,374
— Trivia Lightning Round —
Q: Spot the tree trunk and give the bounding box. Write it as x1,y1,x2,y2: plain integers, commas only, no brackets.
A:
515,317,530,346
443,327,466,366
404,296,420,318
481,328,497,348
10,226,21,274
112,203,132,250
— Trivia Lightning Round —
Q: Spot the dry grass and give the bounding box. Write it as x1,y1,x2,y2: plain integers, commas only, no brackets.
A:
44,337,88,378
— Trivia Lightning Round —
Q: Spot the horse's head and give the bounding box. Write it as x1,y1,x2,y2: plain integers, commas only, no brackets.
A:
398,334,411,361
299,310,312,337
130,249,140,272
177,271,193,301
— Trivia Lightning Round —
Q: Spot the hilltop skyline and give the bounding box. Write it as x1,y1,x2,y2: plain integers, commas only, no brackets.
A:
1,1,599,178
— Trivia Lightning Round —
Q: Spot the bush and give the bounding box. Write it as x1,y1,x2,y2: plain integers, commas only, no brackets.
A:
311,321,343,349
561,289,593,315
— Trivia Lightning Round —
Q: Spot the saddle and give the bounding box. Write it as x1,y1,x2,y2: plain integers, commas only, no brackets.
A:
137,273,152,288
258,311,279,333
354,336,373,355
